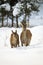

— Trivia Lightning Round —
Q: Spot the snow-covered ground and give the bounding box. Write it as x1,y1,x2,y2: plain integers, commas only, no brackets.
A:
0,26,43,65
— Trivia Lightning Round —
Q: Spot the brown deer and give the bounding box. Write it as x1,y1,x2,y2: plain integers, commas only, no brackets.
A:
20,21,32,46
10,30,19,48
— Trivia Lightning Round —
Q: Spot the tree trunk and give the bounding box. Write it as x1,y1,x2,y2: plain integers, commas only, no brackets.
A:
2,14,4,27
12,15,14,27
7,15,8,26
28,15,29,27
16,15,19,28
25,14,26,23
6,11,9,26
24,1,27,26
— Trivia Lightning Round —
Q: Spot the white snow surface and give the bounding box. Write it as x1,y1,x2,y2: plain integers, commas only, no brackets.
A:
0,26,43,65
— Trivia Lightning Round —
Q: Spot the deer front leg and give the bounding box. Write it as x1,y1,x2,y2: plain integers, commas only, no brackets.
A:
21,42,23,46
11,44,13,48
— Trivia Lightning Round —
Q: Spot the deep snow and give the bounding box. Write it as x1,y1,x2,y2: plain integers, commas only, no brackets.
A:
0,26,43,65
0,26,43,48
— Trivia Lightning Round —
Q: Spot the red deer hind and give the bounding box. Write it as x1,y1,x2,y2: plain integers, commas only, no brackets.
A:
20,21,32,46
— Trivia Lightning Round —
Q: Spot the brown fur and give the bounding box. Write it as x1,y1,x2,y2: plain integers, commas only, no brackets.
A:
20,22,32,46
10,30,19,48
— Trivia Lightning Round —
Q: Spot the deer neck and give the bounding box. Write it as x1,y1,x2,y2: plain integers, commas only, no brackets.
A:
22,27,26,31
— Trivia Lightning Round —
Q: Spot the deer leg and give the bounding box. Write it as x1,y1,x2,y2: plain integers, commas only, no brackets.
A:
28,39,31,45
11,44,13,48
17,41,20,47
18,44,20,47
21,42,23,46
14,44,17,47
25,43,28,46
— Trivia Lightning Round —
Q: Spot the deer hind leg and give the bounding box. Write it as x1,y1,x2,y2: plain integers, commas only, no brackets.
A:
25,43,29,46
24,42,28,46
17,43,20,47
21,42,23,46
17,41,20,47
14,44,17,47
11,46,13,48
28,39,31,45
11,44,13,48
24,39,29,46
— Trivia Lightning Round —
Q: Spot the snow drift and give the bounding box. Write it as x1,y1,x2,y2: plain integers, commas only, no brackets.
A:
0,26,43,65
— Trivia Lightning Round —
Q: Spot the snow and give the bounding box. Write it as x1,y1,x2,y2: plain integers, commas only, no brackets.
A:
0,26,43,65
13,2,22,16
13,7,20,16
27,3,31,8
0,26,43,48
0,3,10,11
0,47,43,65
30,26,43,45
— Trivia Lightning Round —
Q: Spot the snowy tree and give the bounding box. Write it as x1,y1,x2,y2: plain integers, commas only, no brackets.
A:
13,2,26,27
18,0,40,27
0,0,40,27
13,0,40,27
0,3,10,27
0,7,6,26
9,0,18,9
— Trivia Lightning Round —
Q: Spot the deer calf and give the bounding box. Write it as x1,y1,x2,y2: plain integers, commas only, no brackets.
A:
10,30,19,48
